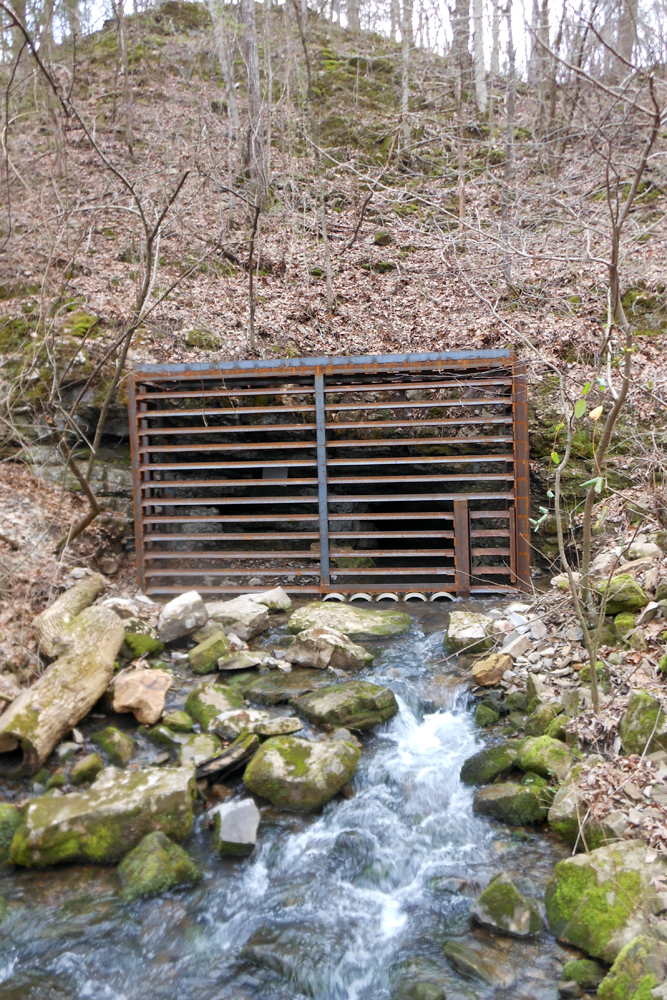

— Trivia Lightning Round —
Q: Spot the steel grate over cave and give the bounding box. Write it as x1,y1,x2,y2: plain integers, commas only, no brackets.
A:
128,351,530,598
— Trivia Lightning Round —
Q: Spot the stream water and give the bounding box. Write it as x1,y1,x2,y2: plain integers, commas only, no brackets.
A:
0,601,574,1000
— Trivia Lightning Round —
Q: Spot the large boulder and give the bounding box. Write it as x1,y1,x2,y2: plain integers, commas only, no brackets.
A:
117,830,200,901
544,840,667,963
188,631,231,675
287,602,411,639
292,681,399,731
471,653,512,687
284,626,373,671
597,935,667,1000
243,735,360,812
9,765,196,867
599,574,649,615
620,691,667,755
548,765,622,849
212,798,261,856
473,782,549,825
112,668,172,725
242,669,334,705
525,702,559,738
460,740,522,786
212,708,303,740
158,591,208,643
518,736,577,782
444,611,494,653
184,680,243,731
470,873,543,938
205,597,270,640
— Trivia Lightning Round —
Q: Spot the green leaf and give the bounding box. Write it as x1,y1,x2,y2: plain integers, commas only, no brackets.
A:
551,451,560,464
582,381,591,395
594,477,603,493
574,399,586,419
546,490,554,499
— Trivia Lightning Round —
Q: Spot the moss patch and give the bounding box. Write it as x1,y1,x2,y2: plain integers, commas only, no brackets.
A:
117,830,200,901
0,803,23,863
92,727,136,767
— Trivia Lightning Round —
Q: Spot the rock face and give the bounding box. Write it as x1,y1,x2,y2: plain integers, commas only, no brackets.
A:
544,840,667,963
518,736,576,782
471,653,512,686
92,726,136,766
292,681,399,731
158,591,208,643
441,940,515,988
600,574,649,615
285,626,373,671
287,601,411,639
444,611,494,653
473,782,549,825
113,669,172,725
620,690,667,755
9,765,196,867
243,669,333,705
470,874,543,937
184,680,243,731
188,631,231,674
460,741,522,785
117,831,201,901
205,597,270,640
0,803,23,863
597,935,667,1000
212,798,261,855
243,735,361,812
212,708,303,740
251,587,292,613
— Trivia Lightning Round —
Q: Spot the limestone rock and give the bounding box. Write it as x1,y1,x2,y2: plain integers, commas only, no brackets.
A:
177,732,221,766
292,680,399,731
34,572,107,657
250,587,292,613
100,597,140,620
212,708,303,740
205,597,270,640
287,601,411,639
525,702,559,737
600,574,649,615
460,740,522,785
285,626,373,671
475,704,499,727
625,541,663,561
473,782,549,825
549,768,625,849
620,690,667,755
544,840,667,963
442,939,515,988
92,726,136,767
162,710,194,732
117,830,200,901
518,736,577,782
188,631,231,675
242,668,333,705
158,591,208,643
122,618,164,658
598,935,667,1000
0,803,23,863
9,765,196,867
560,959,605,991
444,611,494,653
243,735,360,812
470,873,544,937
212,798,260,855
590,550,621,580
70,752,104,786
501,633,533,659
472,653,512,686
184,680,243,732
113,668,172,725
217,650,270,671
146,724,191,751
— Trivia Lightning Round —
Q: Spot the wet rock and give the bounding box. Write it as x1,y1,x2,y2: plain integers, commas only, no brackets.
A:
287,601,411,639
212,798,260,855
292,680,399,731
473,782,549,825
460,740,522,785
122,618,164,658
518,736,577,782
146,724,190,751
600,574,649,615
9,764,196,867
212,707,303,739
0,803,23,863
177,732,221,765
70,752,104,786
117,830,200,901
285,626,373,671
113,668,172,725
251,587,292,613
620,691,667,755
470,872,544,937
184,680,243,731
442,939,515,987
217,650,272,672
187,630,231,675
444,611,494,653
243,735,361,812
544,839,667,962
525,702,560,737
162,709,194,732
158,591,208,643
598,935,667,1000
243,668,334,705
92,726,136,767
505,691,528,713
205,597,270,640
195,731,259,780
557,982,583,998
560,958,606,991
475,704,499,727
472,652,512,686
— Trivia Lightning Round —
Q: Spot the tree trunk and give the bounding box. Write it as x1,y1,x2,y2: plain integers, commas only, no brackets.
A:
207,0,241,133
535,0,550,134
472,0,486,113
390,0,399,41
242,0,266,204
34,572,107,658
451,0,471,93
615,0,638,75
0,606,124,776
401,0,412,151
347,0,359,32
501,0,515,287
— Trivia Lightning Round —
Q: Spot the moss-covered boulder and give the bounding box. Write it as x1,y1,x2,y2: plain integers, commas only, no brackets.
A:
615,612,637,636
473,782,549,825
470,873,543,937
122,618,164,659
242,668,333,705
146,724,190,751
162,710,194,732
460,740,522,785
560,958,605,991
619,690,667,755
92,727,136,767
70,753,104,786
292,681,398,731
518,736,577,782
212,707,303,739
9,765,196,867
548,767,619,849
475,704,499,727
184,680,243,731
243,735,360,812
597,935,667,1000
177,732,221,766
524,702,560,737
0,803,23,863
599,574,649,615
544,840,667,963
117,830,200,901
444,611,494,653
287,601,410,639
188,630,231,675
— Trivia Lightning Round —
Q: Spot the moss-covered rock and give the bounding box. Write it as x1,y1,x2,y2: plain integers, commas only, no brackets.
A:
177,732,221,766
619,690,667,755
162,710,194,732
473,782,549,825
470,873,543,937
92,727,136,767
70,753,104,786
117,830,200,901
544,840,667,963
599,574,649,615
121,617,164,658
441,939,515,988
292,680,398,731
505,691,528,713
518,736,577,781
212,707,303,739
460,740,522,785
184,680,243,731
525,702,559,737
444,611,494,653
548,770,615,849
243,735,360,812
545,716,568,741
597,935,667,1000
45,771,66,790
287,601,410,639
9,765,196,867
146,724,191,750
188,630,231,674
615,612,637,637
560,958,605,990
0,803,23,863
242,668,333,705
475,703,499,727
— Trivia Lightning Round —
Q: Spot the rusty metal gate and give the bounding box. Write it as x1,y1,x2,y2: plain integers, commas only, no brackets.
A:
128,351,530,598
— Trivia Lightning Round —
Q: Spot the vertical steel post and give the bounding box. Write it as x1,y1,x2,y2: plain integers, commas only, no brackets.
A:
454,499,470,596
128,376,146,592
314,373,330,587
512,361,531,592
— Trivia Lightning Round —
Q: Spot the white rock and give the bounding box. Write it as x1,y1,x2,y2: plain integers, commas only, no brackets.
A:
249,587,292,613
100,597,140,620
113,668,173,725
158,591,208,643
625,541,662,561
530,620,548,641
502,633,533,659
212,798,260,856
636,602,660,626
205,597,270,640
505,602,532,614
589,550,621,579
285,626,373,670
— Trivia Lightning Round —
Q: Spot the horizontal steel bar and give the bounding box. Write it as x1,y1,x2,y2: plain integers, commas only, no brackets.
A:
136,385,315,402
139,459,318,472
470,529,511,537
470,566,511,575
326,492,515,503
140,478,318,489
327,584,458,593
327,473,514,484
138,404,316,419
139,442,316,454
326,417,513,431
143,569,323,577
326,436,514,448
146,585,325,595
323,378,513,393
325,397,511,413
329,568,457,576
141,497,319,507
144,551,320,560
141,493,513,507
142,514,320,523
330,531,455,538
469,510,511,518
326,454,514,467
143,532,321,541
137,424,317,437
471,547,512,556
328,512,455,520
329,549,455,557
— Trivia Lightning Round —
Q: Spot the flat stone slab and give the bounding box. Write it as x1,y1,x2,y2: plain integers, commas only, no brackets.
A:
292,680,399,731
212,708,303,740
242,669,333,705
287,602,410,639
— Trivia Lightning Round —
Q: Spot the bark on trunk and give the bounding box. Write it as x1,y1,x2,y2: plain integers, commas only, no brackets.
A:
242,0,266,205
34,572,107,658
472,0,486,113
0,606,124,776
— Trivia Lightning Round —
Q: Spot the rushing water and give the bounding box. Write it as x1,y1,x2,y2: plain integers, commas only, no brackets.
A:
0,602,573,1000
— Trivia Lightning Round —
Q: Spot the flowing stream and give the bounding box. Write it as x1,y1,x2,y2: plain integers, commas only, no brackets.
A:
0,602,573,1000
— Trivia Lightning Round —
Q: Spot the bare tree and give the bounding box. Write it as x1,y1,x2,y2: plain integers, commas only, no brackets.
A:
472,0,486,113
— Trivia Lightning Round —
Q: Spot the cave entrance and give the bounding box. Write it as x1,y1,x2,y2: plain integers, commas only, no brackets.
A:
128,350,530,599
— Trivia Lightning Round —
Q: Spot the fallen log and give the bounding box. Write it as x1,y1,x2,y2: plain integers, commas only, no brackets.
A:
34,572,107,658
0,606,124,777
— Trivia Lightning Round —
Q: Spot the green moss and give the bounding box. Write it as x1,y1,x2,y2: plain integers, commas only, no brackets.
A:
473,782,549,825
45,771,66,790
117,830,200,902
243,735,360,812
185,327,220,349
615,612,637,636
475,704,499,727
62,312,99,338
525,703,557,737
620,691,667,755
473,874,543,936
188,631,230,674
0,803,23,863
561,958,605,989
505,692,528,713
92,727,136,767
70,753,104,786
185,680,242,731
597,936,660,1000
518,736,577,781
460,741,522,785
124,633,165,657
162,710,194,732
599,574,648,615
